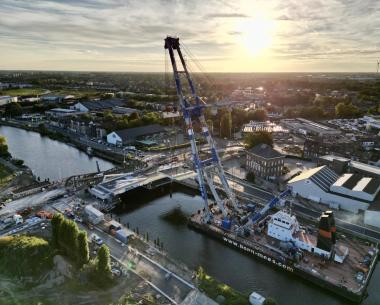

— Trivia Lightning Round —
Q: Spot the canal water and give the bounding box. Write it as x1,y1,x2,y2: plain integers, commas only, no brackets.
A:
116,185,380,305
1,125,379,305
0,125,114,181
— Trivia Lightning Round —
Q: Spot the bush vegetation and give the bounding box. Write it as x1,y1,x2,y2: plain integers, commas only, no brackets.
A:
0,136,11,159
244,131,273,149
196,267,250,305
0,235,53,277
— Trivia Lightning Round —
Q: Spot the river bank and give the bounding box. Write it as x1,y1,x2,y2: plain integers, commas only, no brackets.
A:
0,125,114,181
0,133,39,203
0,120,123,165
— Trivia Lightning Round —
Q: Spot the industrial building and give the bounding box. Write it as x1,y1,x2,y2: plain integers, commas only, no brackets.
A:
246,144,284,179
359,115,380,130
0,95,17,106
107,124,165,146
45,108,83,118
111,106,140,117
288,166,380,213
319,155,380,178
330,173,380,202
41,94,73,103
303,137,361,161
73,99,127,113
364,204,380,228
242,121,289,137
281,118,340,137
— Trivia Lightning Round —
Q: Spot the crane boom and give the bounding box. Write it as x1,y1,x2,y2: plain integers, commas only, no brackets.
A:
243,188,292,230
164,36,238,221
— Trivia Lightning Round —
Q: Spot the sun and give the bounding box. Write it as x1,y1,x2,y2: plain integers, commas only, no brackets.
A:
236,19,274,56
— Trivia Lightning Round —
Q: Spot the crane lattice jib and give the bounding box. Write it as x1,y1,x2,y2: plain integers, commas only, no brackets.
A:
246,188,292,228
164,36,238,220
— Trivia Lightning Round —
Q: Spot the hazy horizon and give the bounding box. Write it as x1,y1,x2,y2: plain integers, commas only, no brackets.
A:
1,0,379,73
1,70,379,74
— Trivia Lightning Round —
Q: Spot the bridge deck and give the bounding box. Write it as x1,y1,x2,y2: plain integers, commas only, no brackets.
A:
89,167,195,200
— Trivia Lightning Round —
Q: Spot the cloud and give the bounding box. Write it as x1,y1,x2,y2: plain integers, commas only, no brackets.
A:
205,13,249,18
0,0,379,72
276,15,292,21
228,31,242,35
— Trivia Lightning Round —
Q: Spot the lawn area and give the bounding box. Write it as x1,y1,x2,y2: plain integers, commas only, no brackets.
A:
1,87,48,97
0,163,14,186
51,89,103,98
196,267,250,305
0,235,53,277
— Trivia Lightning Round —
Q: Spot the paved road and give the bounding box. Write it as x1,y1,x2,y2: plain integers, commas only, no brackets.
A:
78,224,193,304
0,188,66,217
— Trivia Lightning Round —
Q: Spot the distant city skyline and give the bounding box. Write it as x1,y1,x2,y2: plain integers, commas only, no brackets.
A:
1,0,379,72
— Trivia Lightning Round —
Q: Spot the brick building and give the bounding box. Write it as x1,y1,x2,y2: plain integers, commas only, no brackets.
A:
246,144,284,179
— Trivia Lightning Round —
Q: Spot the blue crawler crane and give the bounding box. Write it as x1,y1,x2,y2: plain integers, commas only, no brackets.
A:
164,36,239,223
238,188,292,236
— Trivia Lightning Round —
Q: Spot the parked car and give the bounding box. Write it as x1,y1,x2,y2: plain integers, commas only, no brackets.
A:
90,233,103,246
74,216,83,223
111,268,121,277
36,210,53,219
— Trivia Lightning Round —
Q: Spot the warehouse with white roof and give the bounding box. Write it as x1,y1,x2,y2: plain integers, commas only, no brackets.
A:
330,174,380,202
288,166,380,213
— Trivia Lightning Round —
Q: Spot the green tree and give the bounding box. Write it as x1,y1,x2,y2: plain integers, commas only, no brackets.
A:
0,136,10,158
12,159,24,166
335,102,360,118
247,108,268,122
97,244,111,277
231,108,247,128
220,111,232,138
66,220,79,259
4,102,22,117
129,112,140,120
59,218,79,259
77,231,89,267
246,172,255,183
263,297,278,305
38,123,49,136
51,213,64,248
244,131,273,149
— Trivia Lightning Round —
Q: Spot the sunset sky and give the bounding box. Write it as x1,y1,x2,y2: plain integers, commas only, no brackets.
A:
0,0,379,72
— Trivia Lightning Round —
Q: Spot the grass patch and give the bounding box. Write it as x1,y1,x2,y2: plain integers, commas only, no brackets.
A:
197,267,250,305
0,235,53,277
1,88,47,96
161,206,188,226
51,89,102,98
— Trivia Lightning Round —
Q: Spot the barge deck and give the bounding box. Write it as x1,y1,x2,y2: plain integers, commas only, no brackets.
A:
188,213,378,303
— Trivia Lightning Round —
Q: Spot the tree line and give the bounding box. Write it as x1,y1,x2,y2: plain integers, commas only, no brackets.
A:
51,214,111,281
205,107,268,138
